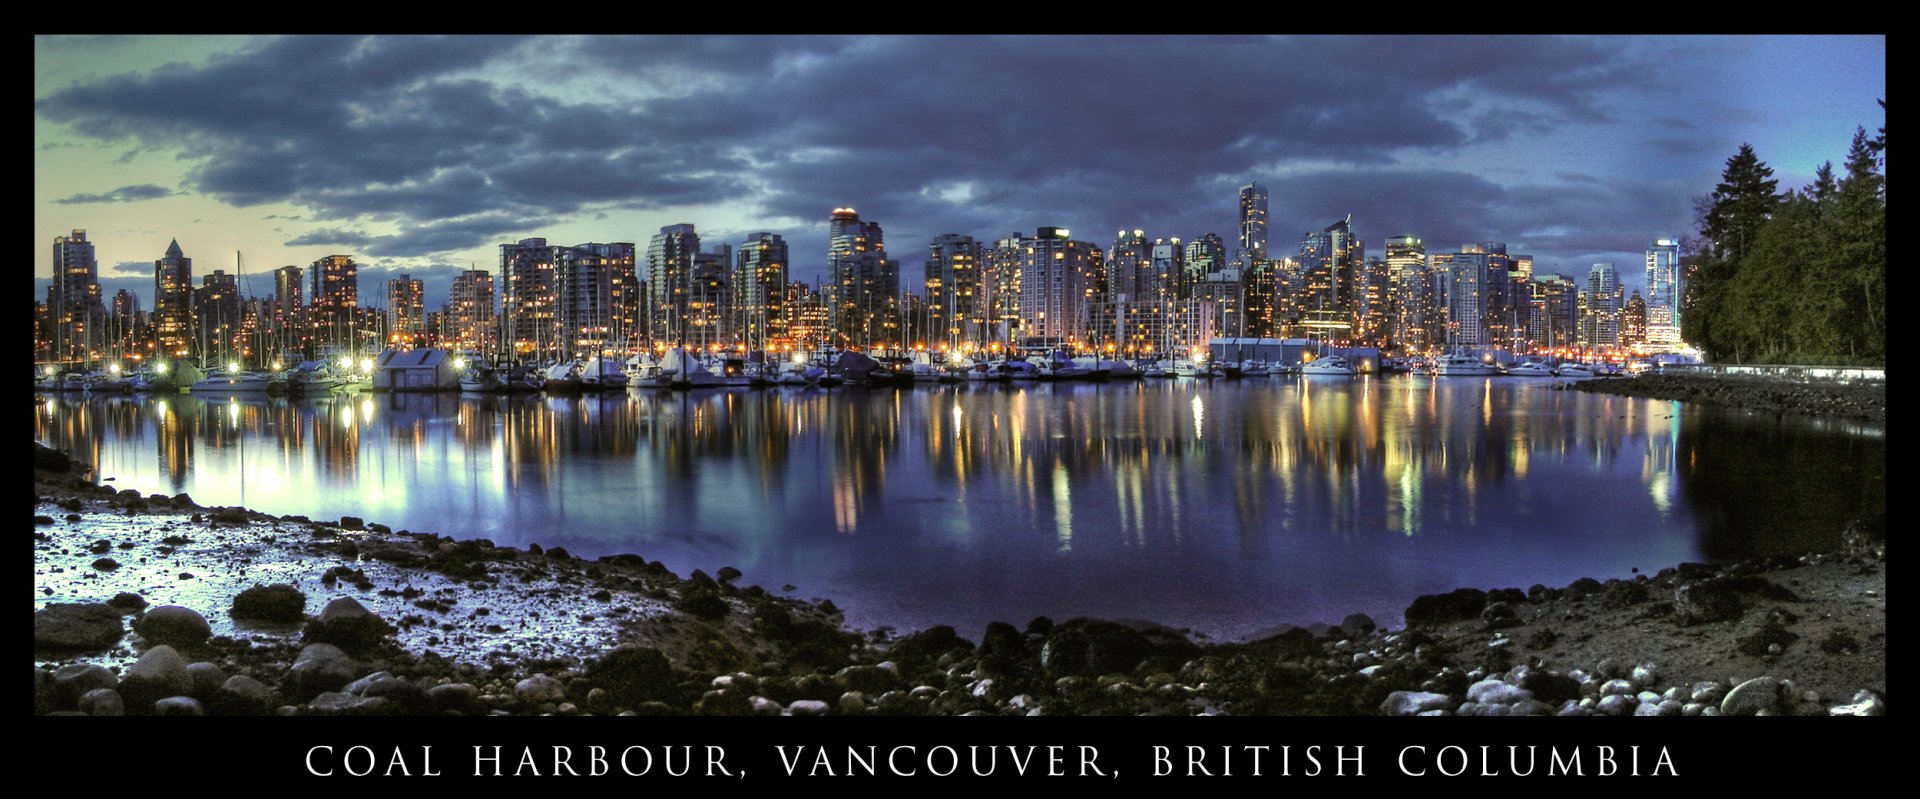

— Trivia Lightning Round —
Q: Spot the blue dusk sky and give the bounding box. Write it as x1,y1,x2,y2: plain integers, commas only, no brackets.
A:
34,35,1886,310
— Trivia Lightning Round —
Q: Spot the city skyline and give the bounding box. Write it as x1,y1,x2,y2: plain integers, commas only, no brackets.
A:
35,35,1885,310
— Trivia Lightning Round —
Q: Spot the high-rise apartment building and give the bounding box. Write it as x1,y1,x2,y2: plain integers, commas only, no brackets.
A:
447,269,495,355
309,254,359,348
1297,216,1362,341
272,265,305,353
1239,183,1268,263
557,242,637,355
924,233,981,347
50,230,105,361
646,225,700,345
1016,227,1102,348
1644,238,1682,346
827,208,896,346
735,232,789,347
501,238,557,356
1582,262,1623,350
154,239,194,358
1621,290,1647,348
385,274,425,346
195,270,242,362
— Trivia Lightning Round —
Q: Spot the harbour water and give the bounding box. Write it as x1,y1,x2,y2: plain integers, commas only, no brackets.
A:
33,377,1883,640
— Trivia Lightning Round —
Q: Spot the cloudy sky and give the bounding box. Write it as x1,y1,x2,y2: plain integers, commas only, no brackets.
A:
34,35,1885,310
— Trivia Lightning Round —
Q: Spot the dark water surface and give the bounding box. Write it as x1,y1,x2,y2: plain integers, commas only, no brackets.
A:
34,377,1883,639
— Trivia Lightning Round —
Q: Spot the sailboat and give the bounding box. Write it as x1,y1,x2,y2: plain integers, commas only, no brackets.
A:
190,252,283,393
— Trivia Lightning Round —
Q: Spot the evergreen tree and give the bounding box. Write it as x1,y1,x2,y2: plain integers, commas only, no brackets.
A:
1835,126,1886,360
1687,144,1781,361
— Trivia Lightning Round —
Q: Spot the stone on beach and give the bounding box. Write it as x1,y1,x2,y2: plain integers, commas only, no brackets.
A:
34,603,125,651
119,645,193,708
134,605,211,647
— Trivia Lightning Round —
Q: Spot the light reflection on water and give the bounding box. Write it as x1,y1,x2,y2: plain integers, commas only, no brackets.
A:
34,378,1882,639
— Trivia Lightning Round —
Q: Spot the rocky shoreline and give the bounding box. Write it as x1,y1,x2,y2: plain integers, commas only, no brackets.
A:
33,443,1885,717
1572,372,1886,425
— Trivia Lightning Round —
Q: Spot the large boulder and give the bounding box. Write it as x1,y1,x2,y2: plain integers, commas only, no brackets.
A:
586,644,680,707
1039,619,1155,679
1404,588,1488,625
134,606,212,647
287,643,357,699
232,584,307,623
303,598,392,652
34,604,125,651
119,645,194,709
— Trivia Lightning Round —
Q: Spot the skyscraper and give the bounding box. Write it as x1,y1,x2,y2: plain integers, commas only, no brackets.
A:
1583,262,1622,350
558,242,637,355
1184,233,1226,286
1384,235,1429,349
447,269,495,355
925,233,981,347
736,232,789,347
1622,290,1647,348
1645,238,1682,346
1297,216,1361,341
827,208,896,347
309,254,359,348
50,230,104,361
385,274,425,346
272,265,305,355
1238,183,1268,263
195,270,242,363
687,243,732,350
501,238,557,356
1016,227,1101,348
154,239,194,358
646,225,703,345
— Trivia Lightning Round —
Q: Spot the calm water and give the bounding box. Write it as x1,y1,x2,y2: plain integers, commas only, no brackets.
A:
33,377,1884,639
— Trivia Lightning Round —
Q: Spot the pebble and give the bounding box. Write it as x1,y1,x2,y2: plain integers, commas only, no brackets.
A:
1466,678,1532,705
1601,678,1638,696
1380,691,1452,716
427,682,478,713
1631,662,1659,687
1720,676,1783,716
154,696,205,716
788,699,830,716
1690,681,1727,704
838,691,867,713
750,696,783,716
514,674,565,705
1596,694,1636,716
1828,690,1886,717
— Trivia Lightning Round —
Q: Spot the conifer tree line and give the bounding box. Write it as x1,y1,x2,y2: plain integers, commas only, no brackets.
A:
1683,101,1886,364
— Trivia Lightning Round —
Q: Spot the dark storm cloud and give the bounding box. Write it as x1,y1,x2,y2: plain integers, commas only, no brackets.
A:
53,183,180,204
1646,137,1723,156
40,35,1686,267
109,260,154,276
285,213,557,258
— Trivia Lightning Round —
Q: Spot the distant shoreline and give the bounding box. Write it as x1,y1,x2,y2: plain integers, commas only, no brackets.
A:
1572,371,1884,425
